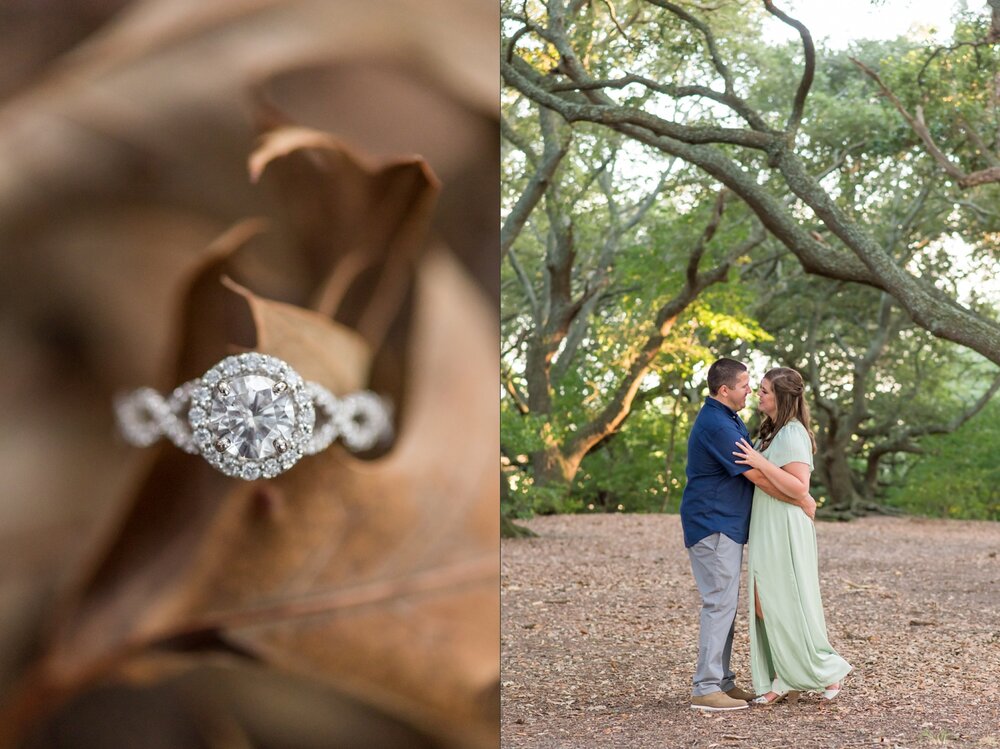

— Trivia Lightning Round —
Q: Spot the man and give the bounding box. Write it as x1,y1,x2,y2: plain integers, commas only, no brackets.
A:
679,358,816,712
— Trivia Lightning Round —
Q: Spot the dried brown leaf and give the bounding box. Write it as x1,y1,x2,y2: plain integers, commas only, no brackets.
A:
224,276,371,392
257,60,501,300
2,244,496,749
248,126,440,346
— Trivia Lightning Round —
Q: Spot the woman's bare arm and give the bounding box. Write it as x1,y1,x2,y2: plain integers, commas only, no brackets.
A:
734,438,810,499
743,467,816,518
734,437,815,517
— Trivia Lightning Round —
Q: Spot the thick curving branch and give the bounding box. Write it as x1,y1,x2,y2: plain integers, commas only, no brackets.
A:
501,57,869,281
772,149,1000,365
505,57,775,149
763,0,815,135
548,73,770,130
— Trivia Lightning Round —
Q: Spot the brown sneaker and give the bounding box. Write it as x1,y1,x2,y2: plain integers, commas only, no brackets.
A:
690,691,749,711
725,686,756,701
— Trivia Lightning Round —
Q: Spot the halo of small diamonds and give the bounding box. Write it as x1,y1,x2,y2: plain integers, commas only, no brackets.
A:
188,354,314,480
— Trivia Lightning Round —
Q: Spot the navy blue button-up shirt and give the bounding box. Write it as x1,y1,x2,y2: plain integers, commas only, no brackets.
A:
679,397,754,548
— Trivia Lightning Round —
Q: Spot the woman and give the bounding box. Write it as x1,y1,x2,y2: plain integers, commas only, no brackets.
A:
732,367,852,704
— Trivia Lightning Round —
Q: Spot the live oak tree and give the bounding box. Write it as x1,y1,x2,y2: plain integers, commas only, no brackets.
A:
502,95,766,501
502,0,1000,368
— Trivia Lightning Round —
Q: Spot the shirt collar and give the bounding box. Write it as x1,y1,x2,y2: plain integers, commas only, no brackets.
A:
704,396,749,430
704,396,738,417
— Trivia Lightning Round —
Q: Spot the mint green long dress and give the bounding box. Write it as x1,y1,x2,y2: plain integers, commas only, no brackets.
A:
747,420,852,696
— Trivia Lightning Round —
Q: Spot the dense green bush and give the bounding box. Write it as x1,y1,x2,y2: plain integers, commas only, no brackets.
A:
569,396,693,514
883,402,1000,521
505,475,584,517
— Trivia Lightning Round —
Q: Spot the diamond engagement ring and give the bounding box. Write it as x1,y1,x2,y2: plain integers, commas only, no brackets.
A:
115,353,392,480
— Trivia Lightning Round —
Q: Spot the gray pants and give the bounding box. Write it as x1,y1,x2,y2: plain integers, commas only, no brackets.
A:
687,532,744,696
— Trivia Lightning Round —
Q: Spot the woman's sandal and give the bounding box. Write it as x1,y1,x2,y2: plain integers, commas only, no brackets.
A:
824,667,851,700
751,679,800,706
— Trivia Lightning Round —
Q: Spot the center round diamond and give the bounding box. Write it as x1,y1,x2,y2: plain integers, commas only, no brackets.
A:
208,375,296,460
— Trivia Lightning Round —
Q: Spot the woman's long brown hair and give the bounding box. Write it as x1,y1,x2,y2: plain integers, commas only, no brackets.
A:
757,367,817,454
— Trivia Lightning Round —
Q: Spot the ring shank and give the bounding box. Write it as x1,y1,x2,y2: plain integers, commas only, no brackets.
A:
116,377,392,468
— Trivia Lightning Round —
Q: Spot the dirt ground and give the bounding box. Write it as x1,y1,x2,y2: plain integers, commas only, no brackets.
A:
501,514,1000,749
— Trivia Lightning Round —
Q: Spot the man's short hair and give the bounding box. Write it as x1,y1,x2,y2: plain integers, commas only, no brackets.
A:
707,358,748,396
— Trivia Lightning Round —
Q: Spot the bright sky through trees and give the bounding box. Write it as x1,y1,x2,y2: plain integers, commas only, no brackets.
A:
762,0,988,48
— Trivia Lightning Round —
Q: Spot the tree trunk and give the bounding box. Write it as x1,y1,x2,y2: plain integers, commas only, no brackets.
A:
531,442,577,487
817,444,862,518
862,456,881,502
501,513,537,538
660,395,683,512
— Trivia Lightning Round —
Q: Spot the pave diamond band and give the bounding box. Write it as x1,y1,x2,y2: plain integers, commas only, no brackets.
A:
115,353,392,480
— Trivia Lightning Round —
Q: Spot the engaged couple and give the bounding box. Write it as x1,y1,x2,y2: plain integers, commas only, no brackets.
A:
680,358,852,711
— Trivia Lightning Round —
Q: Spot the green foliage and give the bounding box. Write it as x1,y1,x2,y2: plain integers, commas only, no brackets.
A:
844,27,1000,259
749,254,1000,508
507,475,584,517
689,297,773,345
500,406,583,516
570,395,694,514
884,402,1000,520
